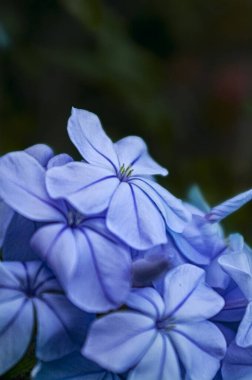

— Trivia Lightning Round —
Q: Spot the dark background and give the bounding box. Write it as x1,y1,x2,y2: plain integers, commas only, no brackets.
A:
1,0,252,240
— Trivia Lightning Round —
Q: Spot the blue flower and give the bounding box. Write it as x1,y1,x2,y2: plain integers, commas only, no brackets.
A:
32,352,121,380
45,108,191,250
219,234,252,348
0,151,132,312
0,261,93,375
83,264,226,380
222,340,252,380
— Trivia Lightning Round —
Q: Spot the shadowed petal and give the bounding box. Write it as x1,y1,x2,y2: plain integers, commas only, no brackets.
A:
32,352,121,380
68,108,119,170
222,340,252,380
35,294,91,361
0,199,14,247
107,182,167,250
46,162,119,215
115,136,168,176
83,311,157,373
0,152,64,222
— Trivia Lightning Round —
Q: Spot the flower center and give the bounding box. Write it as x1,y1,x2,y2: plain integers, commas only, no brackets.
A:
156,319,176,332
67,210,84,227
118,164,134,181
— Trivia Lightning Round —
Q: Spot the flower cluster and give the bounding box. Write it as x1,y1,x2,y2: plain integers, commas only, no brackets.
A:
0,108,252,380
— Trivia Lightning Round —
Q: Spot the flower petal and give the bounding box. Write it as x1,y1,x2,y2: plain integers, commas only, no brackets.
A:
31,224,79,281
107,182,167,250
3,213,39,261
131,178,191,233
169,321,226,380
68,108,119,171
115,136,168,176
128,334,181,380
47,153,73,169
65,227,132,312
0,152,64,222
25,144,54,167
222,340,252,380
162,264,224,321
46,162,119,215
0,199,14,247
219,250,252,301
206,189,252,223
32,352,120,380
83,311,157,373
126,288,165,320
236,302,252,348
35,294,90,361
0,297,34,375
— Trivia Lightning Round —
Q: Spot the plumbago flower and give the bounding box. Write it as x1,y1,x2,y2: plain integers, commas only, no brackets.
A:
0,151,132,312
0,260,93,375
46,108,191,250
222,341,252,380
219,234,252,348
32,352,121,380
83,264,226,380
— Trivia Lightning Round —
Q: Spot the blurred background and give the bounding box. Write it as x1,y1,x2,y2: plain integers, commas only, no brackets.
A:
1,0,252,239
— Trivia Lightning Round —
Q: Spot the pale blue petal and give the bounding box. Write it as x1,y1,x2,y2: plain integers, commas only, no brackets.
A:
236,302,252,347
68,108,119,170
162,264,224,321
218,250,252,301
131,178,191,233
206,189,252,223
126,288,165,320
83,311,157,373
0,297,34,375
46,162,119,214
31,224,79,281
169,321,226,380
0,152,65,222
115,136,168,176
128,334,181,380
25,144,54,167
107,182,167,250
47,153,73,169
65,227,131,313
222,340,252,380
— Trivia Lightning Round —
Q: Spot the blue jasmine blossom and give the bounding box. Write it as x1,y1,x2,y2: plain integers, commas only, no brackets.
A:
32,352,121,380
219,234,252,348
0,261,93,375
0,151,132,312
83,264,226,380
46,108,191,250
